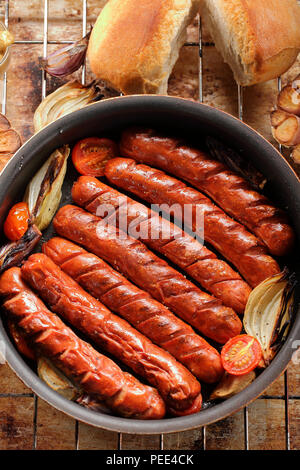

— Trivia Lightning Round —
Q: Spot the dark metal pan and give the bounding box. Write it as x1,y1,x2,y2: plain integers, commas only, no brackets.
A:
0,95,299,434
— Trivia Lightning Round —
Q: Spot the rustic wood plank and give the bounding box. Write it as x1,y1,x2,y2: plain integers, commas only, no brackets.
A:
289,400,300,450
247,399,286,450
163,429,203,450
205,411,245,450
121,434,160,450
0,396,34,449
0,363,32,394
35,397,76,449
9,0,43,41
264,371,285,396
288,359,300,397
78,422,118,450
5,43,42,141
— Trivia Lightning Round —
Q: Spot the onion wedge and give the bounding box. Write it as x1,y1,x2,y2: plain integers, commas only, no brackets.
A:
243,271,296,365
38,356,80,401
33,81,103,132
24,145,70,231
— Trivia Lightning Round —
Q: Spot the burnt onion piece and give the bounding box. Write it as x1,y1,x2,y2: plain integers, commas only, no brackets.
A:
39,30,91,78
206,136,266,190
0,224,41,273
33,80,104,132
243,271,297,365
210,371,256,401
24,145,70,231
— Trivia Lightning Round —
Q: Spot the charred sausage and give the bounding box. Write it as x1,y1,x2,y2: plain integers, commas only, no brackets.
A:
120,128,295,257
53,205,242,343
21,253,202,413
104,158,281,288
72,175,251,313
0,267,165,419
43,237,224,384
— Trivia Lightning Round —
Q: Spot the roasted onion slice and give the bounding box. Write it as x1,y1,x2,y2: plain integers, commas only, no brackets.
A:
0,224,41,274
24,145,70,231
243,271,296,365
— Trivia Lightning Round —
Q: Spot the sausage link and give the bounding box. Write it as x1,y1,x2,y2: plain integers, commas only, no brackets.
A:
43,237,224,384
120,128,295,256
72,176,251,313
21,253,201,413
104,158,281,288
53,205,242,343
0,267,165,419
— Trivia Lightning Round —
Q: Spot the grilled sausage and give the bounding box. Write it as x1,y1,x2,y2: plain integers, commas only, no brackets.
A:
72,176,251,313
43,237,224,384
53,205,242,343
21,253,202,413
104,158,281,288
120,128,295,257
0,267,165,419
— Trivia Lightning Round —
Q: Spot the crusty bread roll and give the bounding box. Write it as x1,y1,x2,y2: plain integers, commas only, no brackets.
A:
200,0,300,86
88,0,201,94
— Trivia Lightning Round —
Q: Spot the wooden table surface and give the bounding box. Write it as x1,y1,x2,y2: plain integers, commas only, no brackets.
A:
0,0,299,451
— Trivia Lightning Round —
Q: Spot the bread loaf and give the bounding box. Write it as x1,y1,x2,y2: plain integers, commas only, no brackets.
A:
200,0,300,86
87,0,201,95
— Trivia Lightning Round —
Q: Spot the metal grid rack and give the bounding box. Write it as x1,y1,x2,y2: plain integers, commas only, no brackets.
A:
0,0,298,451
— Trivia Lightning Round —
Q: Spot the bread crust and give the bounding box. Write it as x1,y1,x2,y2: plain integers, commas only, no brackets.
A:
87,0,201,94
201,0,300,86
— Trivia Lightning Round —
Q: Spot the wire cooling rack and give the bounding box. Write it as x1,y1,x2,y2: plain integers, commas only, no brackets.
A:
0,0,298,451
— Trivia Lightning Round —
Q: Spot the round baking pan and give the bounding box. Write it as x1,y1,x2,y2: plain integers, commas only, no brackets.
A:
0,95,299,434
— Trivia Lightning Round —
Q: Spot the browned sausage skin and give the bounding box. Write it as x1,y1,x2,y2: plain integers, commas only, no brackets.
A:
120,128,295,257
43,237,224,384
21,253,202,413
0,267,165,419
53,205,242,343
72,175,251,313
104,158,281,288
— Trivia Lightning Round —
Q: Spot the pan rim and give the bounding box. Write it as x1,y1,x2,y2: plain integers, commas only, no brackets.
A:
0,94,299,434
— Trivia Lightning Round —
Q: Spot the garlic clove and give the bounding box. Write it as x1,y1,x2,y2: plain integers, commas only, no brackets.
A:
39,31,91,78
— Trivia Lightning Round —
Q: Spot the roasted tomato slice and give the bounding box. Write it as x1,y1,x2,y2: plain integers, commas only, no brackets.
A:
221,334,262,376
72,137,119,177
3,202,30,241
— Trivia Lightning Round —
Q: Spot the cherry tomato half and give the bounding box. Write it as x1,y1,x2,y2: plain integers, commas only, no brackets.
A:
72,137,119,177
221,334,262,376
3,202,30,241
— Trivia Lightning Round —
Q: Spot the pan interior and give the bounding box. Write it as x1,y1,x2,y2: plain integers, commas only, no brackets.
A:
0,95,299,434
